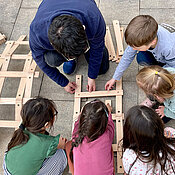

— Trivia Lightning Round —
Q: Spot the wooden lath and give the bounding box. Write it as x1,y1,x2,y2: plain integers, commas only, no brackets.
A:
73,75,124,173
105,20,124,63
0,35,39,128
0,33,6,45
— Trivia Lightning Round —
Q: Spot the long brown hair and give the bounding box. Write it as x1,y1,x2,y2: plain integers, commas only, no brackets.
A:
125,15,158,47
70,99,109,162
7,97,57,151
136,65,175,99
123,105,175,174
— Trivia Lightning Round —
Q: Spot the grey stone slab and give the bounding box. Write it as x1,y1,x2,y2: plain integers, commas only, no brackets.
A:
99,0,139,25
140,0,175,9
21,0,42,8
0,128,14,174
52,101,74,140
122,57,138,82
10,8,38,40
123,81,138,114
0,0,22,24
140,9,175,26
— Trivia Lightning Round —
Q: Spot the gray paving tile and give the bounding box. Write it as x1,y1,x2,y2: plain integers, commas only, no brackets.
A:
140,9,175,26
21,0,42,8
0,128,14,174
0,0,22,24
10,8,38,40
123,58,139,82
123,81,138,114
140,0,175,8
52,101,74,140
99,0,139,25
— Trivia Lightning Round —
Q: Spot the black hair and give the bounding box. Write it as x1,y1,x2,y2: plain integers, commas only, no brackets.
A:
70,99,109,162
123,105,175,174
48,15,88,58
7,97,57,151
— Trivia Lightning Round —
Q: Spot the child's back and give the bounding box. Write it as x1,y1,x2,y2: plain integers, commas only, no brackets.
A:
122,105,175,175
71,100,115,175
4,97,67,175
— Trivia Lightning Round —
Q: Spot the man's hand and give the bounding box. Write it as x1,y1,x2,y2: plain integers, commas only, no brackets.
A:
57,136,67,149
64,82,77,94
105,78,116,90
155,106,165,118
87,77,96,92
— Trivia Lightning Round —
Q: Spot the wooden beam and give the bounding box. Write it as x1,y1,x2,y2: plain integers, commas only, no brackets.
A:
113,20,124,55
116,116,124,173
105,26,116,61
75,90,123,98
0,120,20,128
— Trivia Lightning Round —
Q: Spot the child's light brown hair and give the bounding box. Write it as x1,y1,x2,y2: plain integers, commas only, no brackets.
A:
125,15,158,47
136,65,175,99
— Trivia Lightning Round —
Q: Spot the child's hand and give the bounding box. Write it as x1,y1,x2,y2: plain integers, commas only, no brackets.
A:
105,78,115,90
106,103,112,113
57,136,67,149
155,106,165,118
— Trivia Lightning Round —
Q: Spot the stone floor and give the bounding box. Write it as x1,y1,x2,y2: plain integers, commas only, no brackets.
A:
0,0,175,174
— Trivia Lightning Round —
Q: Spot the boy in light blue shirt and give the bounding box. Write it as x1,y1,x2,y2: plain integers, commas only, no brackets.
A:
105,15,175,90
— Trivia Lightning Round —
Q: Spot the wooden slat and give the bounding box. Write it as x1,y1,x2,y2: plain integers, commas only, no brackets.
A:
113,20,124,55
6,35,26,55
6,40,29,45
24,60,37,98
116,116,124,173
115,27,124,63
0,71,30,77
115,79,122,115
0,98,30,104
105,26,116,61
0,120,20,128
0,54,32,60
75,90,123,98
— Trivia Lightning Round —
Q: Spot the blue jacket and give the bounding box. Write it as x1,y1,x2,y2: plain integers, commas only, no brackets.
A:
29,0,106,87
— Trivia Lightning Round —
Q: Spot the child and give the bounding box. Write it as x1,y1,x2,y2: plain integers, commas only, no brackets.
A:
136,65,175,123
122,105,175,175
105,15,175,90
3,97,67,175
67,99,115,175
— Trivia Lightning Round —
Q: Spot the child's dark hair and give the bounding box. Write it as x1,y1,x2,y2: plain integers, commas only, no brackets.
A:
125,15,158,47
123,105,175,174
48,15,88,59
7,97,57,151
70,99,109,162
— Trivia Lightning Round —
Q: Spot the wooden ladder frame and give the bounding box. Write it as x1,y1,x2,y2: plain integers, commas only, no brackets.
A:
105,20,124,63
0,35,39,128
73,75,124,173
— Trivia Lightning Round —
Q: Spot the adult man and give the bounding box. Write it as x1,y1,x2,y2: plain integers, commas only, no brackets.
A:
29,0,109,94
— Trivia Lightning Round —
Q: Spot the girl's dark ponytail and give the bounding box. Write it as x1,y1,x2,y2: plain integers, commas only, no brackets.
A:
7,128,29,151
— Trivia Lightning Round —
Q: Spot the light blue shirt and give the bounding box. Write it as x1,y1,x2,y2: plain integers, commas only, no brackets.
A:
164,67,175,119
113,25,175,80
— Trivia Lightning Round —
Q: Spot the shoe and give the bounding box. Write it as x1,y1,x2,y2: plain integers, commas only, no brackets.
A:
63,60,76,75
140,98,155,108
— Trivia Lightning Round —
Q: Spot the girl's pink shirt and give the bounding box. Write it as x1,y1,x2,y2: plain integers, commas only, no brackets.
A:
72,113,115,175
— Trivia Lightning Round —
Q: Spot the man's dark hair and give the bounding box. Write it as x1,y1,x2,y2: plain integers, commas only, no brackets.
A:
48,15,88,58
